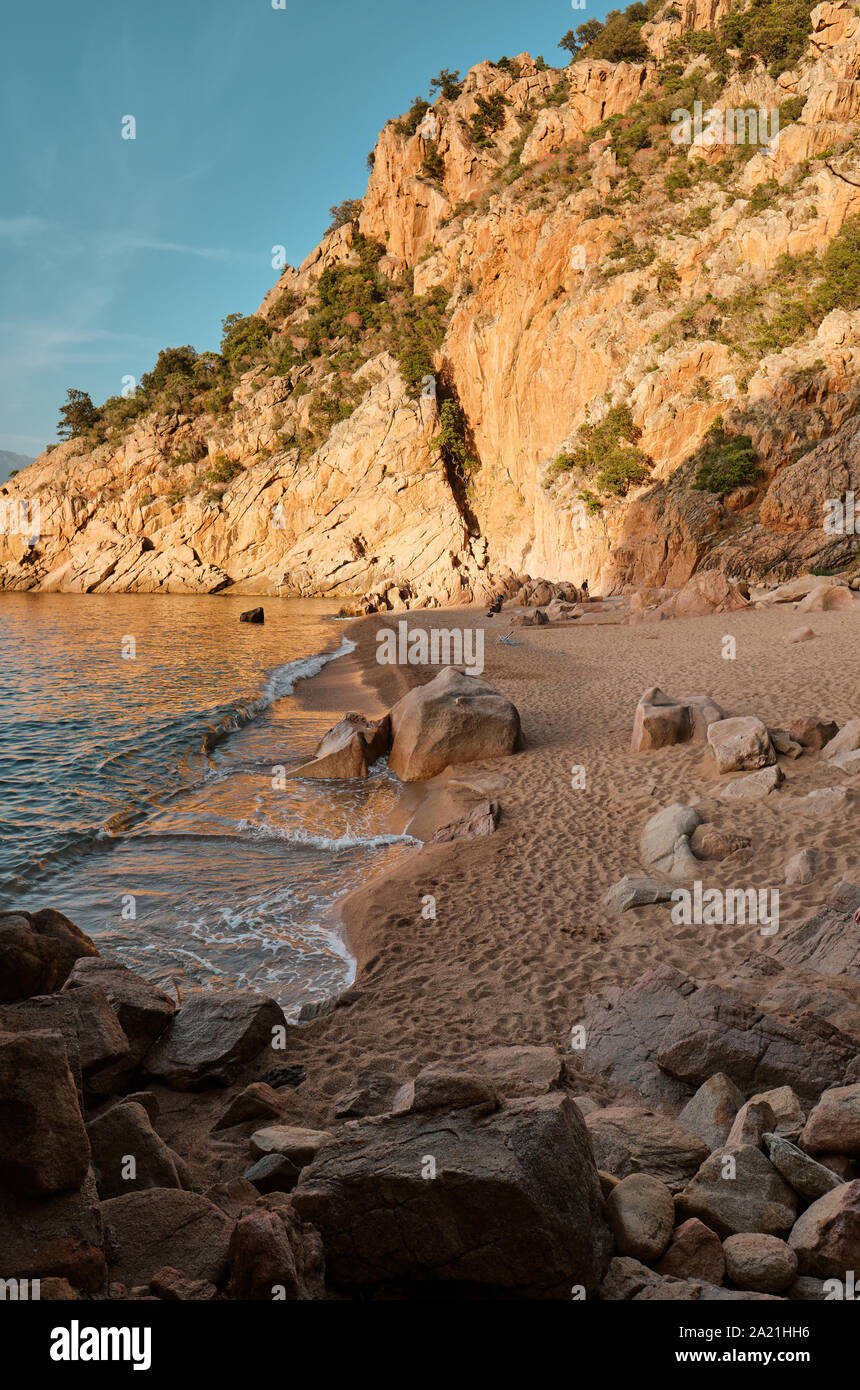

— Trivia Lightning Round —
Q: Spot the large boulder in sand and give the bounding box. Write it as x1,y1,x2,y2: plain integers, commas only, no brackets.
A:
707,717,775,773
678,1073,746,1151
788,1180,860,1278
0,986,130,1092
143,990,286,1090
605,1174,675,1261
723,1233,797,1293
821,719,860,763
639,803,703,879
797,584,855,612
660,572,750,620
292,1092,612,1298
388,667,521,782
763,1133,842,1203
579,965,697,1108
288,712,390,780
0,1030,91,1196
226,1199,325,1300
630,687,725,752
656,1218,725,1284
0,908,98,1003
790,716,839,749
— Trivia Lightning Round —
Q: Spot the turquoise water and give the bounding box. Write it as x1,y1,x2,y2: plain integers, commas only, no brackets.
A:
0,592,413,1016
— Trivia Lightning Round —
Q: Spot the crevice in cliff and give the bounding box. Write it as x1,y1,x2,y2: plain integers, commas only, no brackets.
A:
431,373,481,540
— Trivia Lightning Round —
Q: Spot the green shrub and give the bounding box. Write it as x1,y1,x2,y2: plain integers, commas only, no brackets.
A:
681,205,712,234
393,97,430,137
578,488,603,514
559,4,655,64
721,0,816,77
430,69,462,101
220,314,272,365
692,418,763,493
205,454,244,485
555,404,651,496
420,141,446,184
469,92,508,147
431,398,478,478
779,95,806,124
816,214,860,315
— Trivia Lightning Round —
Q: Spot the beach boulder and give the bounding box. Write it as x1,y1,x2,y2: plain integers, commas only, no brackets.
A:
226,1200,325,1300
239,608,264,623
639,803,703,879
656,1218,726,1284
605,1174,675,1261
797,584,854,612
788,1180,860,1278
0,986,130,1094
0,908,98,1003
678,1145,798,1237
86,1102,183,1199
722,1233,797,1294
0,1169,106,1293
101,1189,234,1288
630,687,724,752
143,990,286,1090
585,1105,709,1191
821,719,860,763
678,1074,746,1151
800,1084,860,1155
292,1092,612,1298
707,717,775,773
64,957,174,1090
388,667,521,782
659,572,750,620
289,712,391,780
0,1030,91,1196
790,716,839,749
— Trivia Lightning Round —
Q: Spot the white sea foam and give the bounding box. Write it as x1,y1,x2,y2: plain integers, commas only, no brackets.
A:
235,818,420,851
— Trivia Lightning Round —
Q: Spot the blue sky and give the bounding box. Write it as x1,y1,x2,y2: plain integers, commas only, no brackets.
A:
1,0,613,461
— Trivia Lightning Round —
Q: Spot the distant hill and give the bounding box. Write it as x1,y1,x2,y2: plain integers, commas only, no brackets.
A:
0,450,36,483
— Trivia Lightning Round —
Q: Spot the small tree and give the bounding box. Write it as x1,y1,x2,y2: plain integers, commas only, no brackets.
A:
429,68,461,101
219,314,271,364
558,20,603,61
326,199,362,234
57,388,100,439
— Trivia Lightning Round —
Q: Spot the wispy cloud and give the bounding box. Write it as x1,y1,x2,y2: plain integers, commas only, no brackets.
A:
0,216,49,243
97,230,233,261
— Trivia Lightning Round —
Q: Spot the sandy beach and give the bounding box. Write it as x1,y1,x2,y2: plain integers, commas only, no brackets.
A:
252,600,860,1126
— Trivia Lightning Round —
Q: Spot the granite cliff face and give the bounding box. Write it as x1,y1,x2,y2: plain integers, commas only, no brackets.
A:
3,1,860,602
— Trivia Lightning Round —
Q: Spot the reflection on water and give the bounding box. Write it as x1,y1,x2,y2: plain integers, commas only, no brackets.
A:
0,592,413,1017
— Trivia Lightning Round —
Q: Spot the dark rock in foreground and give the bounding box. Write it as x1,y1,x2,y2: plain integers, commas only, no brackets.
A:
0,908,98,1003
292,1092,612,1298
142,989,286,1090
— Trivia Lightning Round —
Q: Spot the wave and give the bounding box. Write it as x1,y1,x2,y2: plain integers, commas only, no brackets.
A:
235,818,421,851
0,635,357,898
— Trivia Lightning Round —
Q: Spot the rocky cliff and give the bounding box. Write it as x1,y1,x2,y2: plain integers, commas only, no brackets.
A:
3,0,860,603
